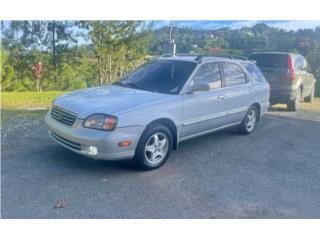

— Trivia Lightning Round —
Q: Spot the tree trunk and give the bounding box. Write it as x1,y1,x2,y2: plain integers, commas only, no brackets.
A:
52,21,57,89
99,56,103,86
109,55,112,84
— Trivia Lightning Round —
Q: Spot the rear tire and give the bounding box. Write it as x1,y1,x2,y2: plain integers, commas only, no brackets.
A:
287,88,301,111
238,106,258,134
134,123,173,170
304,87,315,103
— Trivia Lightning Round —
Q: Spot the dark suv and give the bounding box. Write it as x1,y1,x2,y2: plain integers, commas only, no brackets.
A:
249,52,316,111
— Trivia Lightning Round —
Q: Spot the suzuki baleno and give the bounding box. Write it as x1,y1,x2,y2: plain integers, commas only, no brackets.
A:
45,55,270,170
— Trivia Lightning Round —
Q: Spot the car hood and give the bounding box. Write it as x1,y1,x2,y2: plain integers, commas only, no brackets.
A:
54,85,176,118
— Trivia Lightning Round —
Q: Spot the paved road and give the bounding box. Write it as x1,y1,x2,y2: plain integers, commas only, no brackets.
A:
1,108,320,218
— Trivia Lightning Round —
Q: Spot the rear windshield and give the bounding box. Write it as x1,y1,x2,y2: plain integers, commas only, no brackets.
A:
249,54,288,69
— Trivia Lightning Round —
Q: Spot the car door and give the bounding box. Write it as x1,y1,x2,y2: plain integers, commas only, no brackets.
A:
220,62,254,124
181,62,227,139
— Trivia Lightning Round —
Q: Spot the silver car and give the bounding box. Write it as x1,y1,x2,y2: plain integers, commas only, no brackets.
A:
45,55,270,170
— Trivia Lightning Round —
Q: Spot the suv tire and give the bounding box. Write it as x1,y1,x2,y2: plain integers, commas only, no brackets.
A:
134,123,173,170
238,105,258,134
287,88,301,111
304,87,315,103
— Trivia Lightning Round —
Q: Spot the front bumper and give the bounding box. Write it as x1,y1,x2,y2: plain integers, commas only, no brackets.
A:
45,112,145,160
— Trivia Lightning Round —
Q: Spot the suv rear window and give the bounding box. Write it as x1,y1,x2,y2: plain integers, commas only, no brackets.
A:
249,54,288,69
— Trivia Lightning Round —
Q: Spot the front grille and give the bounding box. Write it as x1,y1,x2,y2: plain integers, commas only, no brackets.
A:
50,131,81,151
51,106,77,126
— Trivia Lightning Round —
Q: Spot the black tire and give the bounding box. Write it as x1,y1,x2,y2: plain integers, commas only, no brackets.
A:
134,123,173,170
238,105,258,134
304,87,315,103
287,88,301,111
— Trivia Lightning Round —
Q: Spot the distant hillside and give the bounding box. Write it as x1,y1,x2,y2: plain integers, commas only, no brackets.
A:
150,23,320,56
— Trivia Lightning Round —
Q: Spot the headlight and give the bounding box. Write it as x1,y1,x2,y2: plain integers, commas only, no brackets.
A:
83,114,117,131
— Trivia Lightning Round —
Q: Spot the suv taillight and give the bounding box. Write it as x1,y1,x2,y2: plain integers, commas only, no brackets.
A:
287,55,296,81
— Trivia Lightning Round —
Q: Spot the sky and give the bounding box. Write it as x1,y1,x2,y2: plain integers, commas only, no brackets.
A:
2,20,320,31
151,20,320,31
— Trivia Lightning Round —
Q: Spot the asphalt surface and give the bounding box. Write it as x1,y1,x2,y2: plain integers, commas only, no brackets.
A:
1,107,320,218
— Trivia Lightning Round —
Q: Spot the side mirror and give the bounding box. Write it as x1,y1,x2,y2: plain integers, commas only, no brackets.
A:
190,82,210,93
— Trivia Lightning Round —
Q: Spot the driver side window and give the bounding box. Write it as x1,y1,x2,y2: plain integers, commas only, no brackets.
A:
191,63,222,90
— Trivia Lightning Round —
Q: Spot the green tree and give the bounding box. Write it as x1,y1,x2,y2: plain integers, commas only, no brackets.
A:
88,21,151,85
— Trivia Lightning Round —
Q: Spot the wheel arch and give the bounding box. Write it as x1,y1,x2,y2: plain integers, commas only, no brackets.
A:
251,103,261,122
145,118,178,150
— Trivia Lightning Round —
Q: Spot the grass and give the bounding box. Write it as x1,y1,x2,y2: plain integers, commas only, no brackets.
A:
1,91,67,110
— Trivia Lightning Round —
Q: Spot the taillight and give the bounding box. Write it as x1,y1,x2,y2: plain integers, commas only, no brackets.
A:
287,55,296,81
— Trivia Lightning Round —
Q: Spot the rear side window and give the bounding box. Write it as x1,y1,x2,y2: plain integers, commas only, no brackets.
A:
221,63,246,87
241,62,266,83
249,54,288,68
192,63,222,89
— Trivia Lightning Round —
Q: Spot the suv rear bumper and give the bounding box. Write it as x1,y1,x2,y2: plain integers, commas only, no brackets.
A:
270,88,298,105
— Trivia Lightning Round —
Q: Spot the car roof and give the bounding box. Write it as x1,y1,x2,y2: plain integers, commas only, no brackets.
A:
249,52,304,60
250,52,289,55
250,52,303,57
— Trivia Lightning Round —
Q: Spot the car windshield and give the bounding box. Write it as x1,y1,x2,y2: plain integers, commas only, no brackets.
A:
114,60,197,94
249,54,288,69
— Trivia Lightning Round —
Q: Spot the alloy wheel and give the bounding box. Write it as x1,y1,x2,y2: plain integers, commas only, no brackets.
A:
144,132,169,165
245,109,256,132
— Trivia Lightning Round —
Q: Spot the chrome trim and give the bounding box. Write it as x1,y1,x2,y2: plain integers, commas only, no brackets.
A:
51,106,77,127
183,107,247,126
49,131,81,151
178,122,241,142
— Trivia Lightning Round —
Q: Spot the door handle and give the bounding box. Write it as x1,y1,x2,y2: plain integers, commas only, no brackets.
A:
218,95,225,100
250,89,255,94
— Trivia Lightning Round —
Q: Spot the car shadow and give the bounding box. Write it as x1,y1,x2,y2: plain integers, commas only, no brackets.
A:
268,106,288,112
45,145,137,173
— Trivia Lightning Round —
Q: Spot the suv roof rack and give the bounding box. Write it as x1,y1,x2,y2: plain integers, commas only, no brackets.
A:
159,53,197,58
194,54,248,63
158,53,249,63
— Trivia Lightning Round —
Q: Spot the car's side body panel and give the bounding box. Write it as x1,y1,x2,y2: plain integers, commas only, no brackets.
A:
181,88,229,138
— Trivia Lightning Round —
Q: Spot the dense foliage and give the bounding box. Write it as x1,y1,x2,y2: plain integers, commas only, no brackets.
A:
1,21,320,95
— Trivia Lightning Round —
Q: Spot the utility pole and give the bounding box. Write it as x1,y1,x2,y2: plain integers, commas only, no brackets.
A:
162,21,176,55
169,21,173,42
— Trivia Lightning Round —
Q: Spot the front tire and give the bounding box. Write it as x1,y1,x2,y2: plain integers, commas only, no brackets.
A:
134,123,173,170
238,106,258,134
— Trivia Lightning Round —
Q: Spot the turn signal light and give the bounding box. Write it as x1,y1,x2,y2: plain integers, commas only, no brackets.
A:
118,140,132,147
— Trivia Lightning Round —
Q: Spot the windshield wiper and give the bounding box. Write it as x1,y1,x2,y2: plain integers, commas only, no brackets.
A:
112,82,129,87
114,81,159,93
125,82,149,91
